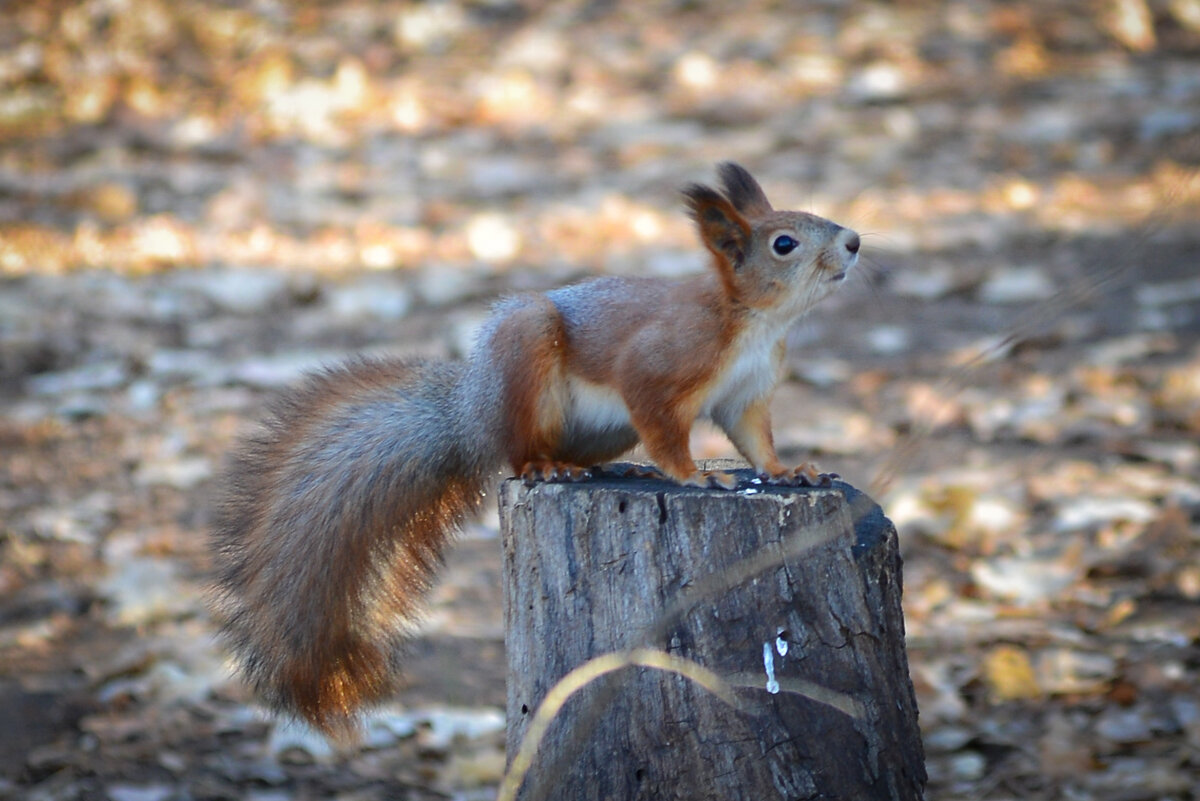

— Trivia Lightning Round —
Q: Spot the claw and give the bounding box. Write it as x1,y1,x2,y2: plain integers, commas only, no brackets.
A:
682,469,739,490
520,461,593,485
759,463,834,487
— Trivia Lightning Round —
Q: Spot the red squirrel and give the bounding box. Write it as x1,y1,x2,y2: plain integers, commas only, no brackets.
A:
209,162,860,737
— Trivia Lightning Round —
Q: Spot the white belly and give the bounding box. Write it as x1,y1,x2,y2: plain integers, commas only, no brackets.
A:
701,332,783,424
565,377,632,433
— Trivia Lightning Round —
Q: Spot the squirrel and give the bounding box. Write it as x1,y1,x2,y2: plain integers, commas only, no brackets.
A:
209,162,860,738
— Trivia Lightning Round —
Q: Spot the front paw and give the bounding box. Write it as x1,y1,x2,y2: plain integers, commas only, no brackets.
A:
681,469,740,490
759,463,838,488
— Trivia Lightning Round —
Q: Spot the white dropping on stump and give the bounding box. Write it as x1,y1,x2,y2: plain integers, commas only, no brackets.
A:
763,641,780,695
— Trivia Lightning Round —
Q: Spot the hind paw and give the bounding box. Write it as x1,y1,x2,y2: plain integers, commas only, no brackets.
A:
520,461,593,485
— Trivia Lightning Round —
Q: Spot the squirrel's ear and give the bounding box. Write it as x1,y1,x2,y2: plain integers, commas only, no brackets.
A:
683,183,752,278
718,162,773,217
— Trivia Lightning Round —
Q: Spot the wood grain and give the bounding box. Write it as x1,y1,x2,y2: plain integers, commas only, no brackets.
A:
500,465,926,801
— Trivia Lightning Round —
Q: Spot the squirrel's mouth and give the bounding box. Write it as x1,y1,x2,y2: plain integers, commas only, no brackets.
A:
828,271,847,282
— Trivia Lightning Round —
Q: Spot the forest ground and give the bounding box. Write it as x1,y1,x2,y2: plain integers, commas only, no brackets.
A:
2,1,1199,799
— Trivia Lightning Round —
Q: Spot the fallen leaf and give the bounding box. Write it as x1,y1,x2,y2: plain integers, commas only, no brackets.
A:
982,644,1041,701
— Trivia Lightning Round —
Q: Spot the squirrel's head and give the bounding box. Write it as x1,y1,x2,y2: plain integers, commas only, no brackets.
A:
683,162,859,314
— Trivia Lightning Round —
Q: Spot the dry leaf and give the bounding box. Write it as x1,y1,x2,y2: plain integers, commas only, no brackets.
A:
983,645,1041,701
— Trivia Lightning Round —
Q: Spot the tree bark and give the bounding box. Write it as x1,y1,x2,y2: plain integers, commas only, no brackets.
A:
500,465,926,801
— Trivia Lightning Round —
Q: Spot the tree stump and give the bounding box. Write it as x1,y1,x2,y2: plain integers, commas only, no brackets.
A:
499,465,926,801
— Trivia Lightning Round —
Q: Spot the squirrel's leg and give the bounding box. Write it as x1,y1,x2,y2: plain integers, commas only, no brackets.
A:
487,296,590,483
720,398,832,487
629,397,738,490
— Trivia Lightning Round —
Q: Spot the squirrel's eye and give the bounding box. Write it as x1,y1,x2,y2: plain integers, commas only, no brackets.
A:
772,235,798,255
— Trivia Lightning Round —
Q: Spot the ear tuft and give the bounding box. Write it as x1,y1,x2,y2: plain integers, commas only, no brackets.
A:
683,182,752,289
717,162,773,217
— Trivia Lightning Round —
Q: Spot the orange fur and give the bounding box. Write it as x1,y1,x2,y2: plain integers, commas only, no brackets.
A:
209,163,860,736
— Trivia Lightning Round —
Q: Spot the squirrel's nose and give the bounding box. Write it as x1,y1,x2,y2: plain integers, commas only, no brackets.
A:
844,232,861,255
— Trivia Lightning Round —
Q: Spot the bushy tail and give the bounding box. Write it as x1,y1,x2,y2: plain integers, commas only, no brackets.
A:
209,357,496,738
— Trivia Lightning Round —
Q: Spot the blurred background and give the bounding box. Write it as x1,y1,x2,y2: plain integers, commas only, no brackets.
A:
1,1,1198,799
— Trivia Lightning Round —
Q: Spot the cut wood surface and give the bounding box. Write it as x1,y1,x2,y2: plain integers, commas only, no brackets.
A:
500,465,926,801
